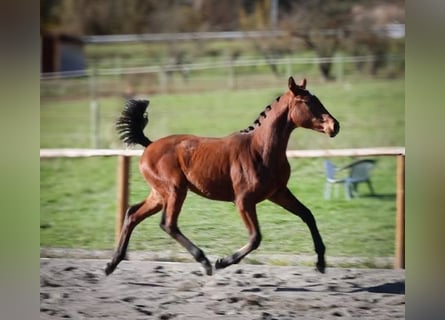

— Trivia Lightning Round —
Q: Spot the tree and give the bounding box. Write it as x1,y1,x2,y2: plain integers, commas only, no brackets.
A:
281,0,355,80
40,0,201,35
280,0,405,79
347,1,405,76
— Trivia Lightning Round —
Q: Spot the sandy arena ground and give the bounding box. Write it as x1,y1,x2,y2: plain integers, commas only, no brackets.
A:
40,258,404,319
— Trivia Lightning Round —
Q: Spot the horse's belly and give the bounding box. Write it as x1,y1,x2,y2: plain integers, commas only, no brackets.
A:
186,177,235,202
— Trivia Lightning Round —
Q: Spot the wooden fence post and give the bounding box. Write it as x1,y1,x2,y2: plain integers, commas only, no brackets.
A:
89,64,100,149
395,154,405,269
227,57,235,89
116,155,130,246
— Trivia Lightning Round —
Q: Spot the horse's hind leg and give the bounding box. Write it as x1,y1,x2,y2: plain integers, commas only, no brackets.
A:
160,189,213,276
215,200,262,270
268,187,326,273
105,191,163,275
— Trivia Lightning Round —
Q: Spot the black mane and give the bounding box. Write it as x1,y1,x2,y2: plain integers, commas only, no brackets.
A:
240,95,281,133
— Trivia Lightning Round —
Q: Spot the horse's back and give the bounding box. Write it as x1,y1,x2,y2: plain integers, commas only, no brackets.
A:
140,134,241,201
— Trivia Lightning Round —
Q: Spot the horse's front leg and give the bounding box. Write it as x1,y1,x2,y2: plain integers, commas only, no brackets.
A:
215,200,262,270
268,187,326,273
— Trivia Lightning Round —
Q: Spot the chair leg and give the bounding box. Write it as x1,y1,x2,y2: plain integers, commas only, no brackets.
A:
344,182,352,200
367,180,375,195
324,182,331,200
351,182,358,198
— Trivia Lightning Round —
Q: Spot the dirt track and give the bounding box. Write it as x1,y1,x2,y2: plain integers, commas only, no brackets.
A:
40,258,404,319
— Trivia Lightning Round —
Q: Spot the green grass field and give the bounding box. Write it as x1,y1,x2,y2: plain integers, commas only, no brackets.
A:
41,78,404,149
40,78,404,265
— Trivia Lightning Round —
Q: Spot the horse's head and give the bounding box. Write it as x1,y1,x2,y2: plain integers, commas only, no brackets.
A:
286,77,340,137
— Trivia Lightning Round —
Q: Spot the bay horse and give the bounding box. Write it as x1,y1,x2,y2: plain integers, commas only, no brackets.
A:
105,77,340,276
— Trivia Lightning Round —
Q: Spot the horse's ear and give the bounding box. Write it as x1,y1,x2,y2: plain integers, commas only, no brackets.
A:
299,78,307,89
288,76,298,93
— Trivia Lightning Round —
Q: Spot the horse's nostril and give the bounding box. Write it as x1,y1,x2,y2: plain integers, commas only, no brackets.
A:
334,121,340,134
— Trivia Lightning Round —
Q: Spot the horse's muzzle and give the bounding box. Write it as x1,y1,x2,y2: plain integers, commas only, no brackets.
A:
320,114,340,138
326,119,340,138
331,120,340,137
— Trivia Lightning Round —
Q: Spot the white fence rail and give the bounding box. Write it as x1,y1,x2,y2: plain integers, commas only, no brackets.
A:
82,30,288,44
40,147,405,269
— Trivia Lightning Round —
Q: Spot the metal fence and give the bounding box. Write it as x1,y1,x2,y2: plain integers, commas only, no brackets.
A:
40,53,404,149
41,54,404,98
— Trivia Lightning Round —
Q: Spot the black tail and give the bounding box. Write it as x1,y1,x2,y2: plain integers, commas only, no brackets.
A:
116,99,151,147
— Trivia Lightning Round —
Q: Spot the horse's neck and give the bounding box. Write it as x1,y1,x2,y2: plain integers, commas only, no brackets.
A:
251,106,294,166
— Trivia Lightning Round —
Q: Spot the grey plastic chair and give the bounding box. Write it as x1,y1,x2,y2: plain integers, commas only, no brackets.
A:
324,159,376,200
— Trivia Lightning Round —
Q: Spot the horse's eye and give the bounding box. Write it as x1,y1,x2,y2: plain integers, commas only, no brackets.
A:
305,95,316,105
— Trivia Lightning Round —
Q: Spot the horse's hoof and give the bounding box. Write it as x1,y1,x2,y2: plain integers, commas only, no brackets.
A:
316,261,326,274
215,258,226,270
200,260,213,276
104,263,115,276
204,265,213,276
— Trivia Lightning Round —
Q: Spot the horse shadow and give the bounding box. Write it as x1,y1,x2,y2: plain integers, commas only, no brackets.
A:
274,280,405,295
350,281,405,294
364,193,396,201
